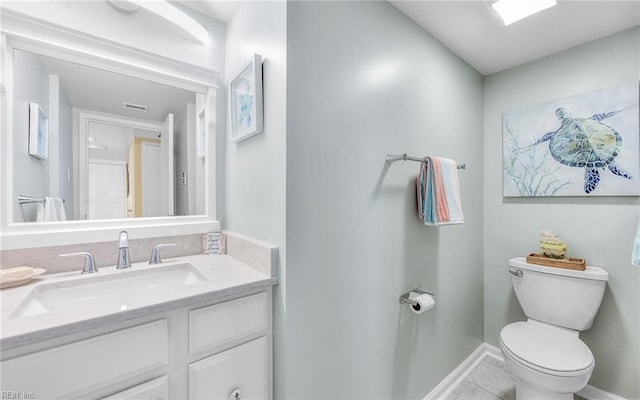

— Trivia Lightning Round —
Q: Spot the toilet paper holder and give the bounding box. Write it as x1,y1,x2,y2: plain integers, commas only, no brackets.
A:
399,288,435,306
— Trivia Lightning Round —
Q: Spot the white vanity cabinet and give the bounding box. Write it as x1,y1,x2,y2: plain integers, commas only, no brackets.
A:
188,293,269,400
0,289,272,400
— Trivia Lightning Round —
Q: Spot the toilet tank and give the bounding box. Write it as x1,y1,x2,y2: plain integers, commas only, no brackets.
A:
508,257,608,331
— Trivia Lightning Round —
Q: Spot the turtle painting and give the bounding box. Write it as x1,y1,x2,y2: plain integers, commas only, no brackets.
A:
519,107,632,194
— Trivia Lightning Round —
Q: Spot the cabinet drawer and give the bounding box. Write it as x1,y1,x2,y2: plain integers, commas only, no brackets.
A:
101,376,168,400
188,336,267,400
189,292,267,355
1,320,168,399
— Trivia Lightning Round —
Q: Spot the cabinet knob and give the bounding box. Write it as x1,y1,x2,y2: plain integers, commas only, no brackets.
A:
228,388,242,400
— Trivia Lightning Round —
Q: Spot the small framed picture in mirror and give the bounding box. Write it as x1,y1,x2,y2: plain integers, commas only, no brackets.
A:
229,54,263,143
28,102,48,160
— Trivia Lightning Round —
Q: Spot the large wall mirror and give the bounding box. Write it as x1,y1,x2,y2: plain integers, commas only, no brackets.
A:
10,48,212,223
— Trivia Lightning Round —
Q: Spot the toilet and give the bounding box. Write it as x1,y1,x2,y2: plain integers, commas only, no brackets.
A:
499,257,609,400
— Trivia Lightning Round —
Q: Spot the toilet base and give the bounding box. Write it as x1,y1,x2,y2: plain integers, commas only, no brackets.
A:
515,379,574,400
500,343,591,400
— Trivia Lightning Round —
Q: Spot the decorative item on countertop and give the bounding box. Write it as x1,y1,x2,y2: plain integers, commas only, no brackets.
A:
539,231,567,259
0,266,47,289
203,232,226,255
526,253,586,271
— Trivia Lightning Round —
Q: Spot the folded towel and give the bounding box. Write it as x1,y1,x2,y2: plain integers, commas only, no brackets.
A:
35,202,46,222
416,156,464,226
54,197,67,221
632,217,640,266
36,197,66,222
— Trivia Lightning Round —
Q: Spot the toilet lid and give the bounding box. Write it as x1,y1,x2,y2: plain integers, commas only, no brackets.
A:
500,322,593,373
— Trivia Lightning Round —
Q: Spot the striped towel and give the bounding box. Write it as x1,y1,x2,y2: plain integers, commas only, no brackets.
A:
416,156,464,226
632,215,640,266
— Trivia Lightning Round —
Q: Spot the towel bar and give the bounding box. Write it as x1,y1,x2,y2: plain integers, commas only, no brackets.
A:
385,153,465,170
399,288,435,306
17,195,65,204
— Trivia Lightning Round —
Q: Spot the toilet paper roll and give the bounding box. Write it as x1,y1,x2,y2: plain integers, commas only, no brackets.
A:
409,293,435,314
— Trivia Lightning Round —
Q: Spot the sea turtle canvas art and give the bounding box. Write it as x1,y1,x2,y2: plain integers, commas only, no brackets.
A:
519,108,631,193
503,82,640,197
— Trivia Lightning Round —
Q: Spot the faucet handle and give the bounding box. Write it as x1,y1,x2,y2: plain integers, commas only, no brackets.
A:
149,243,177,265
60,252,99,274
118,230,129,248
116,230,131,270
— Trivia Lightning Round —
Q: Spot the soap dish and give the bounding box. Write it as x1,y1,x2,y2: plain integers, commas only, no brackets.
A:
0,268,47,289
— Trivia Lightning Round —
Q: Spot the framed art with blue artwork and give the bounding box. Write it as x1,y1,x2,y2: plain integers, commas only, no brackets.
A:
229,54,263,143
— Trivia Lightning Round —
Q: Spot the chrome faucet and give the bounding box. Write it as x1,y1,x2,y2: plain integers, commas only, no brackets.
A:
60,252,98,274
149,243,177,264
116,230,131,269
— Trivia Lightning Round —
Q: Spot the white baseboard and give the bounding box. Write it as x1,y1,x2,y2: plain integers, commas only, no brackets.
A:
577,385,629,400
423,342,627,400
423,343,492,400
482,342,503,361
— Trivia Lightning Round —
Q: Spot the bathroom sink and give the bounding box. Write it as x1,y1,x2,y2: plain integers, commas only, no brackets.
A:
10,263,206,318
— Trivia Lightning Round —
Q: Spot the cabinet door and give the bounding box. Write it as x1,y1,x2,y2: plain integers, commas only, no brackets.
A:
101,376,168,400
1,320,167,399
189,337,267,400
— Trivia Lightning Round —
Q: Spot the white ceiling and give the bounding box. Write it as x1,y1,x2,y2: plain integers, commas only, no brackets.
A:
180,0,639,76
179,0,239,23
389,1,640,75
36,51,197,122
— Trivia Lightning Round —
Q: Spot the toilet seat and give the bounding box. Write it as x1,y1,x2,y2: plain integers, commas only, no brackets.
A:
500,321,594,377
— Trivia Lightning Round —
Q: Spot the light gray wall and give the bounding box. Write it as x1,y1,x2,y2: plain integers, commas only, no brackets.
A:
286,2,484,398
58,87,73,217
483,27,640,399
222,2,287,398
13,50,50,222
223,0,287,246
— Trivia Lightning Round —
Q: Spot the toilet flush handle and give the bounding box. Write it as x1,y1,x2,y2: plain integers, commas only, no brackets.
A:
509,269,523,277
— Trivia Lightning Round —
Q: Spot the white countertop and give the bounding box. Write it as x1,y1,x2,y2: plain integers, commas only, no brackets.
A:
0,254,277,350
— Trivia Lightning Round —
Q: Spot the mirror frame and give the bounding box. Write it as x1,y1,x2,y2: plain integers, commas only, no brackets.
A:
0,13,221,250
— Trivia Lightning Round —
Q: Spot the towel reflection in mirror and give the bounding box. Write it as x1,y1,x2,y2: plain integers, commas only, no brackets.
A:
36,197,67,222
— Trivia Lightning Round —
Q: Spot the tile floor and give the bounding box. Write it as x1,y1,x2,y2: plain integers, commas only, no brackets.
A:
446,357,586,400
